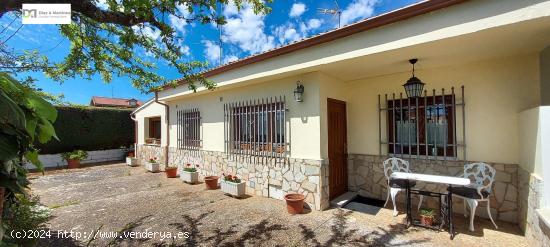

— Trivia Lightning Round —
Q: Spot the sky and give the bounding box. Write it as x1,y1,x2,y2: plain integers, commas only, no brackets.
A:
0,0,419,105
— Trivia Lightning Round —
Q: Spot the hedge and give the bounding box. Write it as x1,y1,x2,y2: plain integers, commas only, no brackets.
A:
36,106,135,154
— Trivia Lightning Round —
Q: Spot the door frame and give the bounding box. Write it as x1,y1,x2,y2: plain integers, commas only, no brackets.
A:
327,98,348,200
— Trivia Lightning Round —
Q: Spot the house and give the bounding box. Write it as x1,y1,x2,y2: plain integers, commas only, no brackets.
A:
90,96,143,108
132,0,550,244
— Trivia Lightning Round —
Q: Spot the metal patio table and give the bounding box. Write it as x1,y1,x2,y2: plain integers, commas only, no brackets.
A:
390,172,470,239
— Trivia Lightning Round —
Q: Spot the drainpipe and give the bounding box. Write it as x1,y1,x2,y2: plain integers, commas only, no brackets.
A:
130,113,137,155
155,92,170,166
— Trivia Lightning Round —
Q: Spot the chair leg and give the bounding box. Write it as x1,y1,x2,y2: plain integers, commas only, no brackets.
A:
417,195,424,211
486,200,498,229
466,199,478,232
390,188,400,217
384,188,390,207
464,198,468,218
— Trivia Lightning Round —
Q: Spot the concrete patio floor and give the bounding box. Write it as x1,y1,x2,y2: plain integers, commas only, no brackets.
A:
30,163,527,246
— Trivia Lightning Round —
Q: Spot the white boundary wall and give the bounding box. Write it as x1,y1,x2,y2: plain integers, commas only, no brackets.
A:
24,148,129,169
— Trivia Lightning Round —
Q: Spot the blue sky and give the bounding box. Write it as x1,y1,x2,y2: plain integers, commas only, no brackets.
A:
0,0,419,104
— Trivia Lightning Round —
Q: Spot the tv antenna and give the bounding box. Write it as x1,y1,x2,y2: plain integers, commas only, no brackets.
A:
318,0,341,28
217,3,223,66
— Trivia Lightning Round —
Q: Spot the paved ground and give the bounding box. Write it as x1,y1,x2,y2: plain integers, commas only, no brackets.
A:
30,163,527,247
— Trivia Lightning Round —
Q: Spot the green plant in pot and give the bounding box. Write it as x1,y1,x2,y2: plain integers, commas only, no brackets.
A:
61,150,88,169
419,208,435,226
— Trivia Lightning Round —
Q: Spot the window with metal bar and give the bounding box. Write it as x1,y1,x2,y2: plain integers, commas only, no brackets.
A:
177,109,201,149
379,87,465,160
388,95,454,157
223,96,287,158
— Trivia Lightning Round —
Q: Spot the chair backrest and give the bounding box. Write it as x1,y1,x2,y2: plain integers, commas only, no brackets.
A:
383,157,411,181
463,162,496,194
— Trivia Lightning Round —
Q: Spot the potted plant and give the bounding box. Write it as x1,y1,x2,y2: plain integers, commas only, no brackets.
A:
419,208,435,226
204,175,219,190
165,164,178,178
61,150,88,169
180,164,199,184
145,157,160,173
220,173,246,197
284,193,305,214
126,152,138,167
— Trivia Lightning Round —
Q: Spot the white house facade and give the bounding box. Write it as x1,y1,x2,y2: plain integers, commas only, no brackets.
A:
132,0,550,245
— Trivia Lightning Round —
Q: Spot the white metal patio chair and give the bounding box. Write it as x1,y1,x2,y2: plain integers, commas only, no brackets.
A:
383,157,416,216
417,162,498,231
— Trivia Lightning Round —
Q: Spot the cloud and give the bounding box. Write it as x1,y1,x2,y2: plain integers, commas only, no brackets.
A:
221,3,275,54
169,15,187,33
180,45,190,56
272,18,324,45
224,55,239,64
132,24,161,40
340,0,378,26
289,3,306,18
307,19,323,29
202,40,221,64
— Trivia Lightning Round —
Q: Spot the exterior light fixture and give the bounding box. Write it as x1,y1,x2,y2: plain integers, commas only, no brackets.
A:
403,58,425,98
294,82,304,102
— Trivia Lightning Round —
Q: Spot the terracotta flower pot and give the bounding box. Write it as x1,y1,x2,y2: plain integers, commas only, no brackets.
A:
0,187,5,217
284,193,305,214
165,167,178,178
420,215,434,226
204,176,219,190
67,159,80,169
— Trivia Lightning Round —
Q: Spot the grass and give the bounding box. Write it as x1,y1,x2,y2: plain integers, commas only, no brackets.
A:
49,199,80,209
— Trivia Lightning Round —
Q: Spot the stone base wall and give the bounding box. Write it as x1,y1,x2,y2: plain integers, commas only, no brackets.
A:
519,169,550,246
348,154,520,223
137,145,330,210
137,145,166,170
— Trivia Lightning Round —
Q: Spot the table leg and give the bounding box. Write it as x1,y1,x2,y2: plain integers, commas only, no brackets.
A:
448,186,454,240
406,180,412,227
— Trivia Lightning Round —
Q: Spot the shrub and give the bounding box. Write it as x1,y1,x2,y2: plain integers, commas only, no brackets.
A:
183,164,199,172
35,106,134,154
2,194,51,246
60,150,88,161
222,173,241,183
148,157,158,163
419,208,435,218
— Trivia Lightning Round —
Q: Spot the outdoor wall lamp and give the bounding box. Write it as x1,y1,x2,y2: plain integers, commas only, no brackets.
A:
294,82,304,102
403,58,425,98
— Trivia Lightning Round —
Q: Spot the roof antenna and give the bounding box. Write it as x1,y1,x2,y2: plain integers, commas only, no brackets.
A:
217,3,223,66
318,0,341,28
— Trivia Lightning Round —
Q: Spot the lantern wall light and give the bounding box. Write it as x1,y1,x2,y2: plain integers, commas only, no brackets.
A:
294,82,304,102
403,58,425,98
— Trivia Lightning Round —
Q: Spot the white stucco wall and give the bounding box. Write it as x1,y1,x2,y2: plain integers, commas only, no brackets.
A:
164,73,323,160
134,101,167,146
344,54,540,164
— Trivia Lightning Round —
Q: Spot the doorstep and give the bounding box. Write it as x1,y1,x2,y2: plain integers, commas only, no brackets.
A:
330,192,358,208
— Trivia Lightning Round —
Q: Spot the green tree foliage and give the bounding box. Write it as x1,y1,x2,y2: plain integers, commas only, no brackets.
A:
0,0,273,92
0,72,57,199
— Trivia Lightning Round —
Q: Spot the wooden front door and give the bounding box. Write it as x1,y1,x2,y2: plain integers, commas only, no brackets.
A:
328,98,348,200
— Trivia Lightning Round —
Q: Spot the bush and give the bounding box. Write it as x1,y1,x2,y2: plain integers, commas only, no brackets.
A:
2,194,51,247
36,106,134,154
60,150,88,161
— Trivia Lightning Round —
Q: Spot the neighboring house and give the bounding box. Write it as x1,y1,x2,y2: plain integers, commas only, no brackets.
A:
132,0,550,244
90,96,143,108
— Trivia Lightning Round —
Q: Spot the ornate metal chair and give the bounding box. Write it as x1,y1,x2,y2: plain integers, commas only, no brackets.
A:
383,157,416,216
450,162,498,231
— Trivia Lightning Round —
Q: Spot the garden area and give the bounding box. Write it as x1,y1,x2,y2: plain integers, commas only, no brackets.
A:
27,163,526,247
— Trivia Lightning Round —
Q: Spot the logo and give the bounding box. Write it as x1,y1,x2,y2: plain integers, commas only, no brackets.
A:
22,4,71,24
22,9,37,18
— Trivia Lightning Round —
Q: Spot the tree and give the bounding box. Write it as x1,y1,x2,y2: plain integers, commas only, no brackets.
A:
0,0,272,92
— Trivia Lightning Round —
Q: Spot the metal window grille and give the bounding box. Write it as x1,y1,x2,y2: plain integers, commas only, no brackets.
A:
378,86,466,161
223,96,288,160
177,108,201,150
